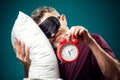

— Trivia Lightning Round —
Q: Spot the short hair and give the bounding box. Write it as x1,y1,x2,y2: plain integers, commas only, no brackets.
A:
31,6,59,23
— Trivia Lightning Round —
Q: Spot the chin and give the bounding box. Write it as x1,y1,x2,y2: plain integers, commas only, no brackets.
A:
52,42,59,48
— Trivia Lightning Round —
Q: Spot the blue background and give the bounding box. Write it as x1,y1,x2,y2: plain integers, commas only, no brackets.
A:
0,0,120,79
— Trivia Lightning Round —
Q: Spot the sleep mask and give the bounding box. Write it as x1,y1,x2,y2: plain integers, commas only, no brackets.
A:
39,16,60,38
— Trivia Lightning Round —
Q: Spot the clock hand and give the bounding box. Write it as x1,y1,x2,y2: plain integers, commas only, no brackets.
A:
68,51,71,56
70,49,74,52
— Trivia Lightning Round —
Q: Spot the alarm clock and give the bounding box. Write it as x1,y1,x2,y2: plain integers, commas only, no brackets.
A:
57,38,80,63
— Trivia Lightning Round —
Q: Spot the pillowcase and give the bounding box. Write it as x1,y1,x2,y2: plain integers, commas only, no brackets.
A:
11,11,60,79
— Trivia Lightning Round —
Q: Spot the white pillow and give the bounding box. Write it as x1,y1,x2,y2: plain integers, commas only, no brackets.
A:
11,11,60,79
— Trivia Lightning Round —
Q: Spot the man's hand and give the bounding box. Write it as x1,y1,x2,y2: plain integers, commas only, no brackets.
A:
68,26,94,46
14,40,31,78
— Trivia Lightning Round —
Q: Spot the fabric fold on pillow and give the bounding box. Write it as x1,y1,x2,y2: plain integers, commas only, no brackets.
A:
11,11,60,79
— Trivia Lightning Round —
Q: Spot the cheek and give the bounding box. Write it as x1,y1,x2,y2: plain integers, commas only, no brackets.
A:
60,21,65,27
49,38,54,43
59,19,67,27
64,27,69,31
52,42,59,48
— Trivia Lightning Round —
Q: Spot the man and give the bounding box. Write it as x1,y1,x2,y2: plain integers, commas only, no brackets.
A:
14,6,120,80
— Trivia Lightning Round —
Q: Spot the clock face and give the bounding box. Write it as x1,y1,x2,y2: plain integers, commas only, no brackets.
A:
61,44,78,61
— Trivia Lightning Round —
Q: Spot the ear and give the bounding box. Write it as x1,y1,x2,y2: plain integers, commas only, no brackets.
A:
60,14,67,25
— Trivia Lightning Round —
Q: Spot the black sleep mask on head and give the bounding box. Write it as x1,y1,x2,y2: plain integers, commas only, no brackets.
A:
39,16,60,38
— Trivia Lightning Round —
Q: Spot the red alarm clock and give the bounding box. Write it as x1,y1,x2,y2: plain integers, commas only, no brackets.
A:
57,37,80,63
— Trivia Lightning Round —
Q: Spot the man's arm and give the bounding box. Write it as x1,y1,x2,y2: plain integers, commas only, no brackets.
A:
68,26,120,80
14,40,30,78
88,36,120,80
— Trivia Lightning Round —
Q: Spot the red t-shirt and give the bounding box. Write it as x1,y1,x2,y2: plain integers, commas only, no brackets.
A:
57,34,116,80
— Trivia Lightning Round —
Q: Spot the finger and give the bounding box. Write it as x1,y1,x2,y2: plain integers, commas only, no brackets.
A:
25,49,30,60
71,27,76,37
69,27,76,38
67,29,71,37
16,40,21,57
26,49,30,58
21,42,25,57
25,49,30,63
79,28,88,36
79,26,87,34
67,27,73,37
79,28,84,35
14,39,18,51
74,27,81,38
67,30,70,36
